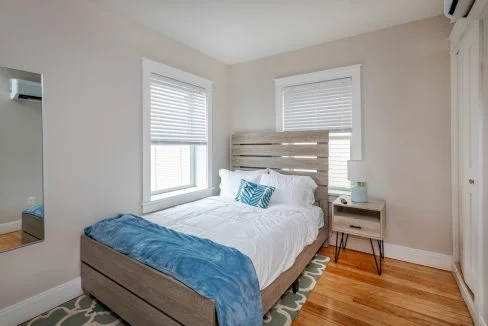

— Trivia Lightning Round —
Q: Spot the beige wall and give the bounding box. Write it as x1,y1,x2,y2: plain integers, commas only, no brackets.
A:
229,16,453,255
0,0,229,309
0,68,42,227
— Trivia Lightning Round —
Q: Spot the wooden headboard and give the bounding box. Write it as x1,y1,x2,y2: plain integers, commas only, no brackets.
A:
231,130,329,218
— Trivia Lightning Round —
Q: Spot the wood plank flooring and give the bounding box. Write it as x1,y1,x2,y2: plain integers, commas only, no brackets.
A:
293,246,472,326
0,230,22,251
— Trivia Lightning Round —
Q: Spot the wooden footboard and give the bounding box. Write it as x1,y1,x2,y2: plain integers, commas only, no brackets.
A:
22,213,44,240
81,227,327,326
81,235,217,326
81,263,182,325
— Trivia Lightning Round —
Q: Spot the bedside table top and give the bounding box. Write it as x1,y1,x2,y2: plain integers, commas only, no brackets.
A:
333,195,385,212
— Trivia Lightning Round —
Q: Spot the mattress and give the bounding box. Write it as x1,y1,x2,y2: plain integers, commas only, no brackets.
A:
144,196,324,289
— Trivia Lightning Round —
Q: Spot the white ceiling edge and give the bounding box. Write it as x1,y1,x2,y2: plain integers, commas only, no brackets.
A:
92,0,445,65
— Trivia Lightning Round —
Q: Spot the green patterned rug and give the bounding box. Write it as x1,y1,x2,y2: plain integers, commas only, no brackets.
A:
22,254,329,326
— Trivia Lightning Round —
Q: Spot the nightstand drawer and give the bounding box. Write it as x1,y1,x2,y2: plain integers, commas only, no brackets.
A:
332,213,381,238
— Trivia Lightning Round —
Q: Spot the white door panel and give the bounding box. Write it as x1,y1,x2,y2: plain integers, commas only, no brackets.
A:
458,22,480,292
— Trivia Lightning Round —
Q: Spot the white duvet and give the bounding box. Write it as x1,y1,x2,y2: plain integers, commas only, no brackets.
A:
144,196,324,289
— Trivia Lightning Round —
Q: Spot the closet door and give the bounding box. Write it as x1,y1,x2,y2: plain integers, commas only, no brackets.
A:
458,22,480,292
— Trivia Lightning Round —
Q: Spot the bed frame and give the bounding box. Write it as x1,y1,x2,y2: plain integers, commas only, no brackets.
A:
81,130,329,325
22,212,44,241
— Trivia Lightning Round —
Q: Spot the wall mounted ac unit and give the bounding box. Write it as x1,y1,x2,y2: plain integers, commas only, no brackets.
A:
444,0,476,22
10,79,42,101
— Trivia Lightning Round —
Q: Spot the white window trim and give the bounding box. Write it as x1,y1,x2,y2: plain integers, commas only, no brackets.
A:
142,57,213,213
274,64,362,160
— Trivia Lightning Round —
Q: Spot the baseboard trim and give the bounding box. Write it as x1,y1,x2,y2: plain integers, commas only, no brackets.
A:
0,277,82,326
330,233,453,271
0,220,21,235
385,243,453,271
451,263,476,322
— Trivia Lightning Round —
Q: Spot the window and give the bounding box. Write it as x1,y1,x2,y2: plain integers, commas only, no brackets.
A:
151,144,193,194
275,65,362,194
143,58,213,213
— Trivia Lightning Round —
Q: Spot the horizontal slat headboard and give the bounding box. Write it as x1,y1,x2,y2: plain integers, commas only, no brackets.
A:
231,130,329,219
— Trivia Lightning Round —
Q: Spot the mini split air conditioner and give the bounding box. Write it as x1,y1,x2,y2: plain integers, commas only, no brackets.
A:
444,0,476,22
10,79,42,101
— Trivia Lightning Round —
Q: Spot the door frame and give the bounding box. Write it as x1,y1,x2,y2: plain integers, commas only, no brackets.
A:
450,18,485,324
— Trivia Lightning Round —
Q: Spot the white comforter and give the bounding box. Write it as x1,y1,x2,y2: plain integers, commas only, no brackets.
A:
144,196,324,289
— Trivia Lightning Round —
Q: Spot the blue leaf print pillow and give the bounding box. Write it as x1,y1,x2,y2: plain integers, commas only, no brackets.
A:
235,179,275,209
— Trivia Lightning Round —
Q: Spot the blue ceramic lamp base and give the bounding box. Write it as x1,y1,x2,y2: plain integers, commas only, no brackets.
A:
351,182,367,203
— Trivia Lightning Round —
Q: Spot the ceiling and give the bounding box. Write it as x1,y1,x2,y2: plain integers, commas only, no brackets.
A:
94,0,444,64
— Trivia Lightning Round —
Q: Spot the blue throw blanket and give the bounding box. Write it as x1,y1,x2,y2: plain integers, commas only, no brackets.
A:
23,204,44,219
84,214,262,326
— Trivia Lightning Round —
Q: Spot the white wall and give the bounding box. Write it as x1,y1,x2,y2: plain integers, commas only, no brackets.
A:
0,0,229,309
229,16,453,255
0,68,42,228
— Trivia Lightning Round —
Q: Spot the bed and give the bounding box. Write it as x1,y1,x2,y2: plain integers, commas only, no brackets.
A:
80,130,329,325
22,203,44,242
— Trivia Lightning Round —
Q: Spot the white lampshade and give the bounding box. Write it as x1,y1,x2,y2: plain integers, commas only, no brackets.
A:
347,160,368,182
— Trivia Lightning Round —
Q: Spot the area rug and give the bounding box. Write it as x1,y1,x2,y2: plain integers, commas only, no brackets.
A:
22,254,329,326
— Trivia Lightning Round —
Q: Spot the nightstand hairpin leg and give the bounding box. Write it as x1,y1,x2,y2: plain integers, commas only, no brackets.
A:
378,239,384,259
334,232,341,262
335,232,348,263
342,234,349,249
370,238,383,275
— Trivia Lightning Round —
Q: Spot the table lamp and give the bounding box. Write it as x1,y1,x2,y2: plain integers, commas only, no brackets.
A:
347,160,368,203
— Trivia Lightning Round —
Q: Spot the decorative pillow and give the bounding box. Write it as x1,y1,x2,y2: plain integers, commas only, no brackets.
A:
235,180,275,209
259,169,317,207
218,169,268,199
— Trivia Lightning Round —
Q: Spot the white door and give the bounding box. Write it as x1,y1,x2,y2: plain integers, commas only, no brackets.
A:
458,22,480,292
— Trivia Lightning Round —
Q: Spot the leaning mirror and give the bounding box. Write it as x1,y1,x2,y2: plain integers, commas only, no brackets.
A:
0,66,43,252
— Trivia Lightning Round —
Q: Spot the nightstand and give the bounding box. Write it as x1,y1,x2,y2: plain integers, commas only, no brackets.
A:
332,195,386,275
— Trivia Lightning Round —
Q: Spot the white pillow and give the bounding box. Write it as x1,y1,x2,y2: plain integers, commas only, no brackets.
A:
259,169,317,207
218,169,268,198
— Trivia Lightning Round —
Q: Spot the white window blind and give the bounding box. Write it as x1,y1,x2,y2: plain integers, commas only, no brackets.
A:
150,73,207,144
282,77,352,192
283,78,352,132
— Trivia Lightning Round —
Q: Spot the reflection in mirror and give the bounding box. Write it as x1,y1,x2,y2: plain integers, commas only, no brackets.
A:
0,66,43,253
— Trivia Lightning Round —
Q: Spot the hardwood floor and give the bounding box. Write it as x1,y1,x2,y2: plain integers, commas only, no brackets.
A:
0,230,22,251
293,246,472,326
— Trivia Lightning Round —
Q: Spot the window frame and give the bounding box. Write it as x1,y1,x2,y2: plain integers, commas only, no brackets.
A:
274,64,362,193
142,58,213,213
